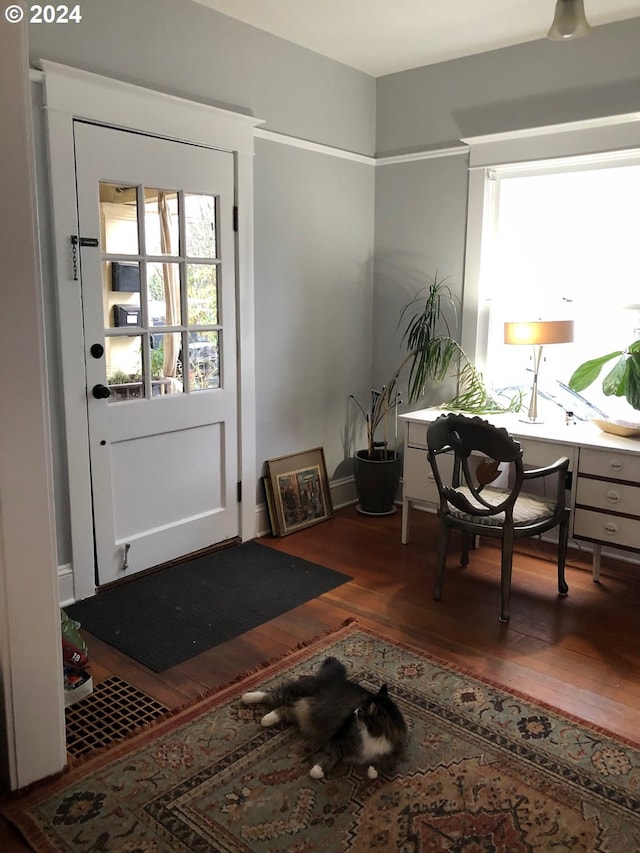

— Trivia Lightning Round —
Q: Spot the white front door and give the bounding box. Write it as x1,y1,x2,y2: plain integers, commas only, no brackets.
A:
74,122,239,585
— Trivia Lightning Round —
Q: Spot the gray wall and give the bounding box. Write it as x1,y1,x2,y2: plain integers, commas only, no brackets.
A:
254,139,375,480
28,0,375,154
373,154,469,406
28,0,376,564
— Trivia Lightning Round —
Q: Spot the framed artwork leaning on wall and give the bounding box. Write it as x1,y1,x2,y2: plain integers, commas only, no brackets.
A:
265,448,333,536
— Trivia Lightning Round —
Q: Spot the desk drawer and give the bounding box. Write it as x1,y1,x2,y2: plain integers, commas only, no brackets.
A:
576,478,640,515
579,447,640,482
574,508,640,549
407,422,429,448
518,438,574,470
403,446,451,504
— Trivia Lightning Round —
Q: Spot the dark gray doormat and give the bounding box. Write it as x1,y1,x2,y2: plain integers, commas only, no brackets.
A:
66,541,352,671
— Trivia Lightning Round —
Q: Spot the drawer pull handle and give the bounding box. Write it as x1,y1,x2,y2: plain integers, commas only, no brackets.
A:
606,490,620,504
609,461,623,472
604,522,618,536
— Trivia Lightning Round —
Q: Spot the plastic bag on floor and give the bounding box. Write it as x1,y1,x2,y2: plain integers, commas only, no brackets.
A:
61,608,89,669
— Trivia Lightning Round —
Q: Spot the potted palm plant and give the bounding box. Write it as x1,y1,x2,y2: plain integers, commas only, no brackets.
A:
350,275,521,515
350,382,403,515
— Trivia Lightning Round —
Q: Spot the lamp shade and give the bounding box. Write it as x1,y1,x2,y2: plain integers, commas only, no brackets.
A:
504,320,574,346
547,0,591,40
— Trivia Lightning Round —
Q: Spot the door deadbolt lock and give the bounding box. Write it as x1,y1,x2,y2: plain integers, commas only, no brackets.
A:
90,343,104,359
92,383,111,399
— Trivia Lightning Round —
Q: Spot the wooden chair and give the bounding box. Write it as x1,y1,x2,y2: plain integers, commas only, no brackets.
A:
427,413,570,622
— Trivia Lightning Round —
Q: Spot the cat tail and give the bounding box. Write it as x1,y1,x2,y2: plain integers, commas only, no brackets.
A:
318,656,347,680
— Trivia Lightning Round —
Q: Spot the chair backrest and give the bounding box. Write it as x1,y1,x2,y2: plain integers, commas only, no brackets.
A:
427,413,524,520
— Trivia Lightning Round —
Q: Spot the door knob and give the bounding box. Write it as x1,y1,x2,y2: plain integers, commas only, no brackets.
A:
92,383,111,399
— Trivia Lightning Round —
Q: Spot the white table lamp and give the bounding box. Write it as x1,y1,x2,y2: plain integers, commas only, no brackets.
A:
504,319,574,423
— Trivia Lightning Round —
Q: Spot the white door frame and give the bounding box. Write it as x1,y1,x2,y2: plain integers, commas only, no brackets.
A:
42,61,262,601
0,24,66,793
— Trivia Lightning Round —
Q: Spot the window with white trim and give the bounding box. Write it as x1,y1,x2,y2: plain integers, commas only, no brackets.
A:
463,125,640,422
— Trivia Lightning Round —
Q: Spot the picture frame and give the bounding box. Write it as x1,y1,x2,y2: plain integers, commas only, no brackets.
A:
265,447,333,537
261,476,279,536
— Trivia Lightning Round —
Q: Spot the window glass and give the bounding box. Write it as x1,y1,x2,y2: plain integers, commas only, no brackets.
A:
144,189,179,256
147,262,182,327
188,331,220,390
187,263,218,325
106,335,144,400
481,163,640,420
99,182,138,255
185,193,216,258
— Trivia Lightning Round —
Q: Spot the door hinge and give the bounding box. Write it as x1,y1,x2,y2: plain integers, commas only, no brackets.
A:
233,205,239,232
237,481,242,502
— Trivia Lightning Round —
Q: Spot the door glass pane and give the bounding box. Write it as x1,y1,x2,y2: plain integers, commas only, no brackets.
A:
144,189,179,256
99,182,139,255
185,193,216,258
187,263,218,325
106,335,143,401
151,332,183,395
188,331,220,390
102,261,141,329
147,262,181,326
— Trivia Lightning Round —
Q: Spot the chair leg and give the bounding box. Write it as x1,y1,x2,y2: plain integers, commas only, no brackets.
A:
557,518,569,596
460,531,470,566
499,529,514,622
433,525,451,601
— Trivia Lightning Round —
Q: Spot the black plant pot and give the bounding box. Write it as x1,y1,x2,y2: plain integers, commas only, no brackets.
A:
353,449,402,516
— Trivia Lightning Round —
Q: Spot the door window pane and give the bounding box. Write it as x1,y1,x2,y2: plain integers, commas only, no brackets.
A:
99,182,138,255
102,261,141,329
97,183,223,402
187,263,218,325
150,332,183,395
106,335,143,401
185,193,216,258
144,189,179,256
147,262,181,326
188,331,219,390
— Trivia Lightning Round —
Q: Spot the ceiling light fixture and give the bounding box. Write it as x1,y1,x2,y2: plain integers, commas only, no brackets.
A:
547,0,592,40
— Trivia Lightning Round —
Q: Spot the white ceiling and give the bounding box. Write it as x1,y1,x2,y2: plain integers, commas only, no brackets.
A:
192,0,640,76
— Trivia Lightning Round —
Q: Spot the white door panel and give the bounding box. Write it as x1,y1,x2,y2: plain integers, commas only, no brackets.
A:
74,122,238,584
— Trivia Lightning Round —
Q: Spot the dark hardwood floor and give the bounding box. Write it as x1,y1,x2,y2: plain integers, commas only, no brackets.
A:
2,505,640,850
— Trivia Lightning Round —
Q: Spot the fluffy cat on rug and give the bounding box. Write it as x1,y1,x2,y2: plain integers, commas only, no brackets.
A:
241,656,407,779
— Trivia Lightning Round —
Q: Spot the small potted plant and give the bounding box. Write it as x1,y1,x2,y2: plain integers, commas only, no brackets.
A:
350,381,403,515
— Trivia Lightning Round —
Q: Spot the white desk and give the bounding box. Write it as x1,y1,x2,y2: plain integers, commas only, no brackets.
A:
399,409,640,580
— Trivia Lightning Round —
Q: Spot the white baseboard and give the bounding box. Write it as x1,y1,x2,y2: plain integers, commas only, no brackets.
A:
58,563,75,607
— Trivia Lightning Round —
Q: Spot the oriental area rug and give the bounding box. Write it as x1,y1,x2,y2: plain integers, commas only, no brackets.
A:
2,621,640,852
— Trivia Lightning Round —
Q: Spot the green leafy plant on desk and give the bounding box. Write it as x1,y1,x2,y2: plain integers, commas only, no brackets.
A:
397,276,522,415
568,339,640,410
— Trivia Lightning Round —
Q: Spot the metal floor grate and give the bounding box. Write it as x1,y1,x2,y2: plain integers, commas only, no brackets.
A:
65,675,168,758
